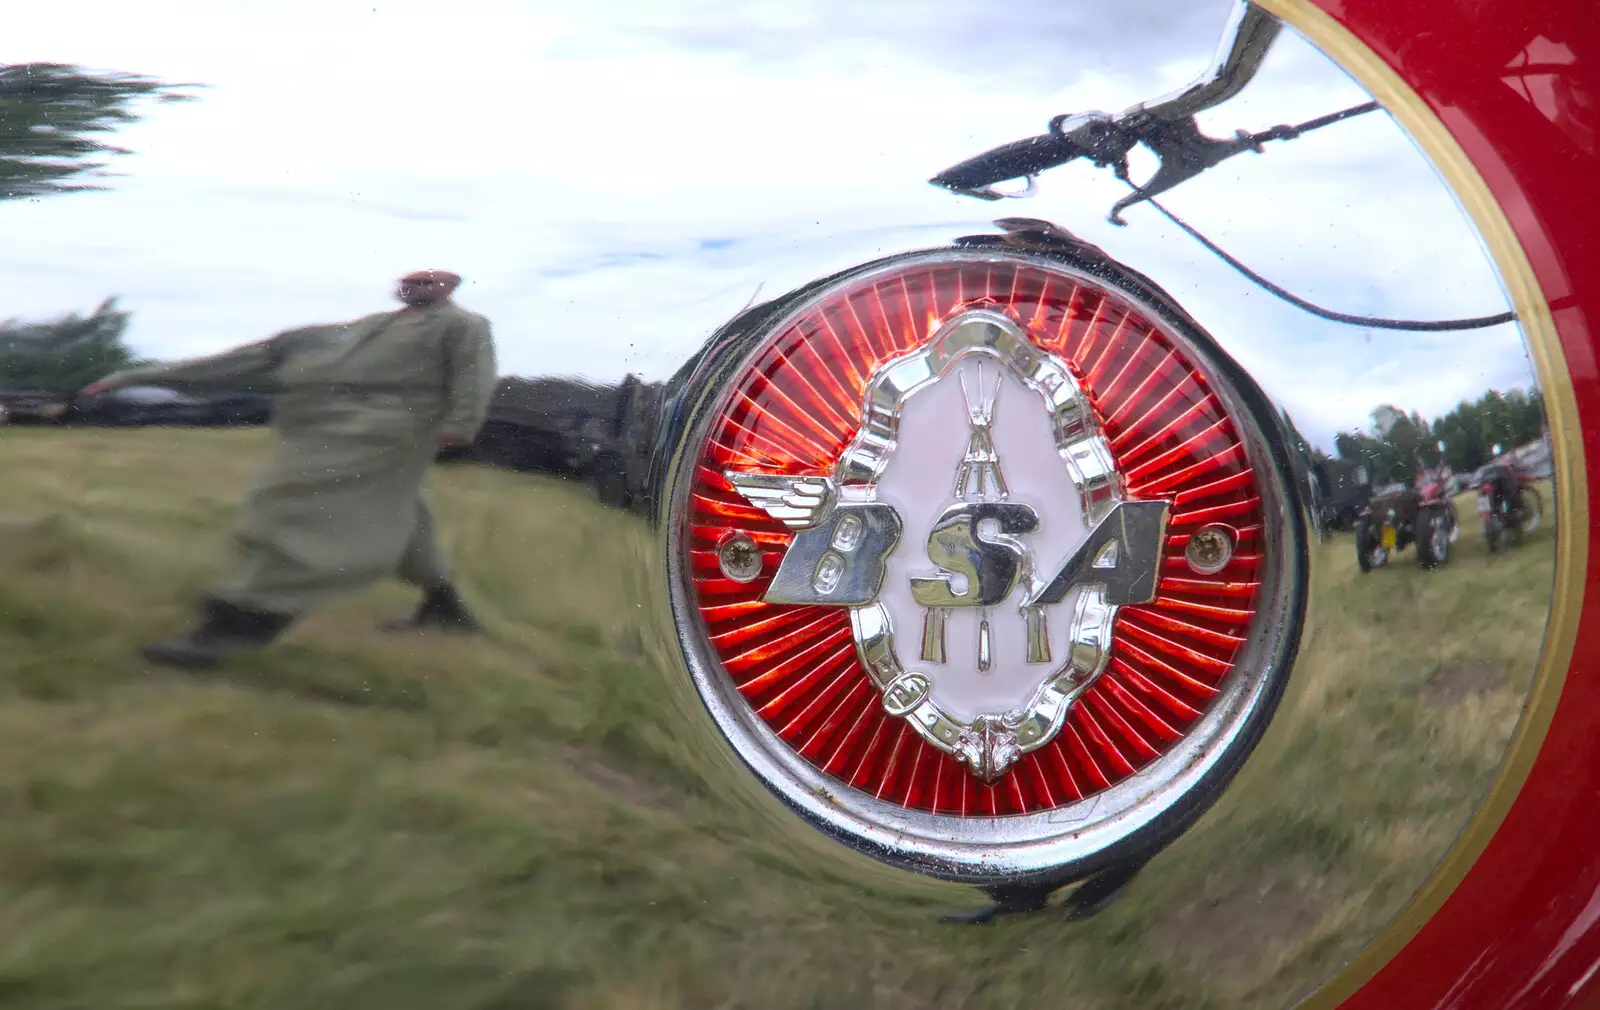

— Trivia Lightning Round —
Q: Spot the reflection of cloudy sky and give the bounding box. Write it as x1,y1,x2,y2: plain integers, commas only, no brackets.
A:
4,0,1533,449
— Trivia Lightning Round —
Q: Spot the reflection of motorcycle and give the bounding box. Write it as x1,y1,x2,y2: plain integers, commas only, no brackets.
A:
1478,461,1544,552
1354,467,1458,571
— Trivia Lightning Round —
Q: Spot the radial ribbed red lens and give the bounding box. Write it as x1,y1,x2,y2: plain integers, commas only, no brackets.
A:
687,258,1265,816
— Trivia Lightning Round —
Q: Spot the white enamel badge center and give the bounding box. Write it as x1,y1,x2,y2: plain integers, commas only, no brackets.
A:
726,310,1169,781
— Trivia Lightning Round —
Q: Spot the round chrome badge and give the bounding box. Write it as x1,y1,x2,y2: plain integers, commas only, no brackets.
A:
666,246,1307,883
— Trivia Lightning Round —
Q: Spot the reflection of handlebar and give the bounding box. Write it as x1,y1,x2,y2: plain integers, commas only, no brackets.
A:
930,100,1380,223
930,4,1510,334
929,133,1080,202
927,2,1379,223
928,114,1125,201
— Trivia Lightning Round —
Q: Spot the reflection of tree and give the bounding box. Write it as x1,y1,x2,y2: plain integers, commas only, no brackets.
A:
1432,388,1546,471
0,299,147,390
1335,389,1547,482
0,63,198,201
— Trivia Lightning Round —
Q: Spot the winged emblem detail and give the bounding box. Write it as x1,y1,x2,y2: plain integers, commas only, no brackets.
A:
724,472,836,529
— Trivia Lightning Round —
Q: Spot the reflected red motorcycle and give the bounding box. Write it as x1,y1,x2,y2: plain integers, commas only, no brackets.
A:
1477,460,1544,551
1415,464,1461,566
1355,466,1459,570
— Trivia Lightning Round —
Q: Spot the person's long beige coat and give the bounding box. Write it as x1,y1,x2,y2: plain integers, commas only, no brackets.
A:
106,302,496,615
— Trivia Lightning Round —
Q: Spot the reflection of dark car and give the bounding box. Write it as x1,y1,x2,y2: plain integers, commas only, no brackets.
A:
1313,457,1371,532
71,386,212,427
0,388,73,424
193,391,273,426
454,373,661,511
69,387,272,427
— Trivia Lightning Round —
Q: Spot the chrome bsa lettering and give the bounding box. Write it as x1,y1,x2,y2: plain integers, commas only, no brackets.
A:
724,309,1170,781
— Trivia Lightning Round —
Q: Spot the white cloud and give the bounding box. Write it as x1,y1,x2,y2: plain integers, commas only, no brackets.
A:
0,1,1537,451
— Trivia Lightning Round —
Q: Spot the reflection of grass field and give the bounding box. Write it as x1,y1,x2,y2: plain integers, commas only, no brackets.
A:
0,429,1557,1009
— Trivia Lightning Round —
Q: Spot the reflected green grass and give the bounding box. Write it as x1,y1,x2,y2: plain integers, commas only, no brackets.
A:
0,428,1557,1009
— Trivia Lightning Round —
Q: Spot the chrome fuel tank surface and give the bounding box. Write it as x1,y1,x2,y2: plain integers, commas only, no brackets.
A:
0,2,1568,1009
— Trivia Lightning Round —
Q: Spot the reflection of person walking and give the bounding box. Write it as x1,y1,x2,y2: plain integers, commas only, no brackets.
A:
81,270,497,669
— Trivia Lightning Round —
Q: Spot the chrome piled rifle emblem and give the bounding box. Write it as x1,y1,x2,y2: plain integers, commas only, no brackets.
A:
725,309,1169,782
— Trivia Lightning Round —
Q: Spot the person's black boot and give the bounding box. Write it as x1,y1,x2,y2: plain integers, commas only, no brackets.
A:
141,598,294,670
381,583,481,634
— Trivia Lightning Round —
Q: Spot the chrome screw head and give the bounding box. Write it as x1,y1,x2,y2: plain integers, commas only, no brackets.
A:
1186,525,1235,575
718,532,763,582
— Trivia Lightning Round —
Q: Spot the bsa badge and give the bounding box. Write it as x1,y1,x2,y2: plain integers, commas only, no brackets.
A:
668,247,1305,881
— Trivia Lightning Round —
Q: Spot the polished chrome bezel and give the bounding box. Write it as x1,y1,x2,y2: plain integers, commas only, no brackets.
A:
662,246,1309,883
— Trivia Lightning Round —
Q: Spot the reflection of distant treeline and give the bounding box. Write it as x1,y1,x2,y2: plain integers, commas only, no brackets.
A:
2,63,199,203
1,298,660,509
0,302,660,505
1334,391,1547,484
0,386,272,428
0,298,144,391
0,298,269,427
